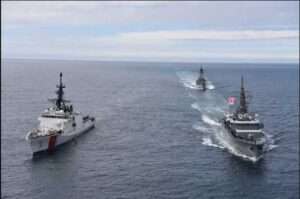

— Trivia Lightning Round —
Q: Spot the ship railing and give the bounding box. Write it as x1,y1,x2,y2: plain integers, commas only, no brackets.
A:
235,136,256,144
83,115,95,123
255,137,266,145
232,132,256,144
233,133,265,145
27,128,62,139
41,113,69,119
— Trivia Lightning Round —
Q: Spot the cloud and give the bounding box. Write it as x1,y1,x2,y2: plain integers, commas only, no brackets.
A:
3,28,299,62
3,30,299,63
5,45,298,63
117,30,299,41
2,1,299,29
2,1,299,62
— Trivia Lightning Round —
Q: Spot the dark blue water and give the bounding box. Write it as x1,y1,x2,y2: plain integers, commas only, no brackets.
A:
1,59,299,199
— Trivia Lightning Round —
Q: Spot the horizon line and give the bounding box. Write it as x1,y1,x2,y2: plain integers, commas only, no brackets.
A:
2,57,299,65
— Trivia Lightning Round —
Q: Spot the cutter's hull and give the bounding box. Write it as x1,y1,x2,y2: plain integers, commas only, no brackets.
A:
26,121,95,154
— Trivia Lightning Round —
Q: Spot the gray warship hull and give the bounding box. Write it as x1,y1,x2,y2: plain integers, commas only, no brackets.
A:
221,127,264,159
221,76,266,161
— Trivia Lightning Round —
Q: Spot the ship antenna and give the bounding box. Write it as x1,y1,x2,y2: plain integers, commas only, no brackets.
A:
239,76,247,114
200,66,204,75
56,72,65,110
60,72,62,85
200,66,204,79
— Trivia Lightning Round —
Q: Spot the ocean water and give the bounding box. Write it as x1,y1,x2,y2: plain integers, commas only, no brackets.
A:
1,59,299,199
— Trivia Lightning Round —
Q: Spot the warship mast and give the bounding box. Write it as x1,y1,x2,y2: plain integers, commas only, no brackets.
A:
199,67,204,79
238,76,247,114
55,72,66,110
199,67,206,91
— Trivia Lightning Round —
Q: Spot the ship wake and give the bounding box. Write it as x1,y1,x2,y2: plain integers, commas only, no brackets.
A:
176,71,215,90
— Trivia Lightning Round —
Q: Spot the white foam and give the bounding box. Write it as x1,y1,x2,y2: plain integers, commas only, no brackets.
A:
264,131,280,151
266,144,278,151
202,115,221,126
192,122,212,134
202,137,225,149
265,133,274,139
191,103,201,112
206,81,215,90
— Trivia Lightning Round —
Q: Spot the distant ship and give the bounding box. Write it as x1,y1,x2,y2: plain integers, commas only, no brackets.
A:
196,67,207,91
26,73,95,154
222,77,266,159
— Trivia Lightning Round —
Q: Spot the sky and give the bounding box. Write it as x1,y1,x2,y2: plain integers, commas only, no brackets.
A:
1,1,299,63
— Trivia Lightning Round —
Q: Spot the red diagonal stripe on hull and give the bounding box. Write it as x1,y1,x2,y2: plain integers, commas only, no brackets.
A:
48,135,57,152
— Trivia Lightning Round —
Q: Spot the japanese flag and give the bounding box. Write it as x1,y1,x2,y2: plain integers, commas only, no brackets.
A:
227,96,236,105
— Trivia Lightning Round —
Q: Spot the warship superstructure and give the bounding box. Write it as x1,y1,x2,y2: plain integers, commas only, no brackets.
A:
196,67,207,91
26,73,95,154
222,77,266,159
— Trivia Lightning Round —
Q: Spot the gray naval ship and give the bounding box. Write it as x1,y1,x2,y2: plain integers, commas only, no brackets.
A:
222,77,266,159
196,67,206,91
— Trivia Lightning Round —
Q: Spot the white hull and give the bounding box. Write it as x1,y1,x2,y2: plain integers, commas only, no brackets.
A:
27,121,95,154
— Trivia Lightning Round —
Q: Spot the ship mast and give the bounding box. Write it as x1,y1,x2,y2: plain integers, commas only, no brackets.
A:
200,67,204,79
238,76,248,114
56,72,66,110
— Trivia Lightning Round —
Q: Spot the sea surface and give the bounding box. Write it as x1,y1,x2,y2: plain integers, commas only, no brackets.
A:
1,59,299,199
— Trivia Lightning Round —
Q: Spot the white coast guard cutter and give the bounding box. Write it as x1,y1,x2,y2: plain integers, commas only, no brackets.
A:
26,73,95,154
